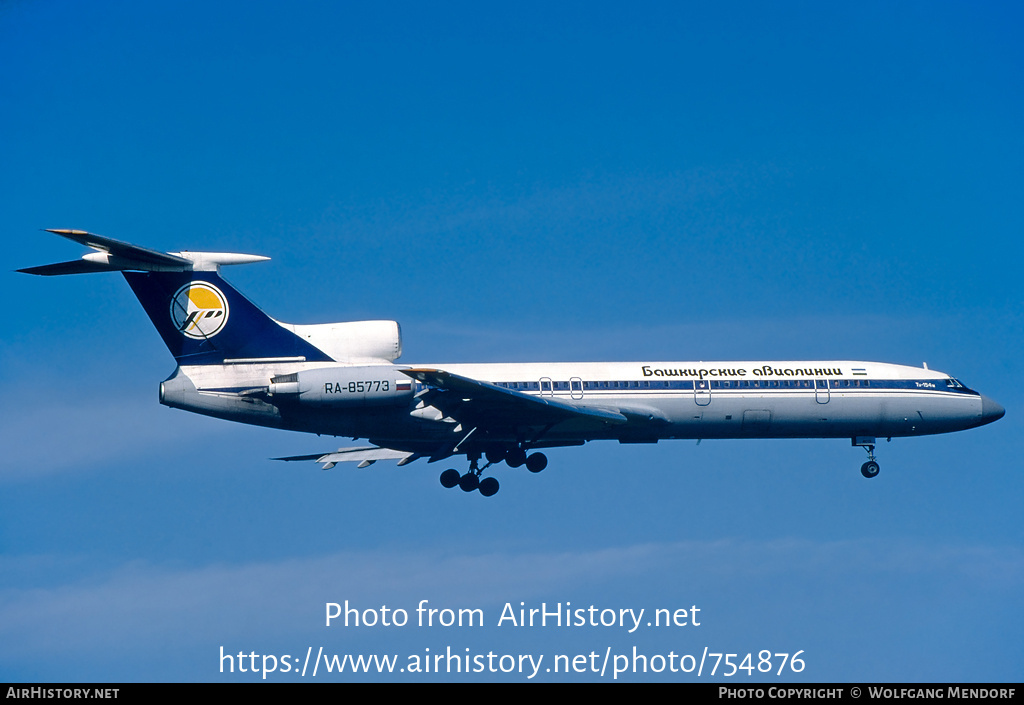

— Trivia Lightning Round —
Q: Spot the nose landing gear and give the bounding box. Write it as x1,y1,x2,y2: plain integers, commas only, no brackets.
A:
853,437,881,478
861,459,880,478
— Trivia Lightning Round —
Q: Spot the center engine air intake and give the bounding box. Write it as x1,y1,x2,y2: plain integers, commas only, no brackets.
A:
279,320,403,363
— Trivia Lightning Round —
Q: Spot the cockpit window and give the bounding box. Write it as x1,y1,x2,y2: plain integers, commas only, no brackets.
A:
946,378,964,388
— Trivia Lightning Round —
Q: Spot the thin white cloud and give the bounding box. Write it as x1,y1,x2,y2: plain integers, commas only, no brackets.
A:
0,393,216,480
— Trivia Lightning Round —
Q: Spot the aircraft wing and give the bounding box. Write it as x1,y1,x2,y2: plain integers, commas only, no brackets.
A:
276,370,652,471
402,368,629,426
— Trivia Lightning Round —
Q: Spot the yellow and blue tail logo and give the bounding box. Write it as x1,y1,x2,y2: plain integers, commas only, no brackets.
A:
170,282,230,339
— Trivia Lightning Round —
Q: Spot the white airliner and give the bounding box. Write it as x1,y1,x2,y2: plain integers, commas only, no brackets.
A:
22,230,1004,496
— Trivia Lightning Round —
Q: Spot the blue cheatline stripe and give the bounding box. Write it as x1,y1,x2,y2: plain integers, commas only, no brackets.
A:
492,379,973,394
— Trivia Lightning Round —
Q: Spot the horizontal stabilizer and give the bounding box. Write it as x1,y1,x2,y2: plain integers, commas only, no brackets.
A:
19,229,269,275
18,259,123,276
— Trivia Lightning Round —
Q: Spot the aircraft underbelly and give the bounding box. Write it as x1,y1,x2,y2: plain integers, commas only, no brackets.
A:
681,392,981,439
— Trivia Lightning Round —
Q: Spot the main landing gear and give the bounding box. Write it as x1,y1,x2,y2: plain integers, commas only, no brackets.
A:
853,437,881,478
438,448,548,497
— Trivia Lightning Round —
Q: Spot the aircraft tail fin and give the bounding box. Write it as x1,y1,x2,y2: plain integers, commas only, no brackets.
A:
21,229,333,365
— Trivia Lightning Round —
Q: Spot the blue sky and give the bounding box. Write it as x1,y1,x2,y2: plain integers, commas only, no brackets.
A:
1,0,1021,682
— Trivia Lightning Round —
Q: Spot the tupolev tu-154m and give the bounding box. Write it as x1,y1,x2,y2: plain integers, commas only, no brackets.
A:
21,230,1005,496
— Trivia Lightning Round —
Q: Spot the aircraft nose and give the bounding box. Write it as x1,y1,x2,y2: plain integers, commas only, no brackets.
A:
979,395,1006,425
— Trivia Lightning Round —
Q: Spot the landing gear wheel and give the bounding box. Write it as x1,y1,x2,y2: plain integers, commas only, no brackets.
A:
854,439,880,479
861,461,880,479
525,452,548,473
439,468,461,489
486,449,506,465
506,448,527,468
478,477,500,497
458,473,480,492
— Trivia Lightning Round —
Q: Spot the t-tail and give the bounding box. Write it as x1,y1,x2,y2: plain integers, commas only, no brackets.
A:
19,229,402,366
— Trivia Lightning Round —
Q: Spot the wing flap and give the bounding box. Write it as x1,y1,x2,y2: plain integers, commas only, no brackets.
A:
274,446,417,470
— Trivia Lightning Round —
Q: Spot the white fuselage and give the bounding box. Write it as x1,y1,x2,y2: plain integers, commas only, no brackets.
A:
161,359,991,449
